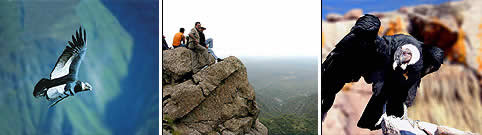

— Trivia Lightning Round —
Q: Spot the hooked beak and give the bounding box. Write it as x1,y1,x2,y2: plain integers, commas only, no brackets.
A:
83,82,92,91
393,55,408,70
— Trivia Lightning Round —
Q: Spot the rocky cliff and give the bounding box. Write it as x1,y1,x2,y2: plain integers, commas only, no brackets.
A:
323,0,482,73
162,48,268,135
322,0,481,134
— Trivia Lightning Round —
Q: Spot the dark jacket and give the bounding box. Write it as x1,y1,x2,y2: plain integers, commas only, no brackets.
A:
162,37,169,50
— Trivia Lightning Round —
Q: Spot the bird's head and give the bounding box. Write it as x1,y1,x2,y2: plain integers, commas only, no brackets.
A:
81,82,92,91
393,44,420,70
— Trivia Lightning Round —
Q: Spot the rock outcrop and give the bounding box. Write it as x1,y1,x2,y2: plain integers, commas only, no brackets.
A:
322,0,482,134
162,47,215,84
343,9,363,20
381,116,478,135
323,0,482,74
162,48,268,135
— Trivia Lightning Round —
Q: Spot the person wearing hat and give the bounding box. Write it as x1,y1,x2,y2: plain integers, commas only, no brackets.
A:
199,27,222,62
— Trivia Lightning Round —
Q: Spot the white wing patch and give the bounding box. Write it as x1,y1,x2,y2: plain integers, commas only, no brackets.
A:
51,56,74,79
47,84,66,99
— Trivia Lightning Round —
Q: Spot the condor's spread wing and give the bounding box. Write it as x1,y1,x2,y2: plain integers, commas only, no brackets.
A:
421,45,444,77
322,14,390,117
322,14,388,97
322,15,386,86
50,27,87,80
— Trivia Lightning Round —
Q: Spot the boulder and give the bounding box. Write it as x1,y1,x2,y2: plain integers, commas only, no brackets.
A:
162,47,215,84
398,7,409,14
162,55,267,135
162,80,205,120
381,116,477,135
193,56,245,96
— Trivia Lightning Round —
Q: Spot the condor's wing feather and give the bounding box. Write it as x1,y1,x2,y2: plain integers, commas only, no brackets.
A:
421,45,444,77
50,27,87,80
322,14,390,118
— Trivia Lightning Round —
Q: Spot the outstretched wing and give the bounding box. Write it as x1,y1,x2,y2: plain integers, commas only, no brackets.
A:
322,14,389,115
421,45,444,77
322,14,386,94
50,27,87,80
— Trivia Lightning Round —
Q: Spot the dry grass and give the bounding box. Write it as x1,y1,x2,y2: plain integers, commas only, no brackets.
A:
408,64,482,134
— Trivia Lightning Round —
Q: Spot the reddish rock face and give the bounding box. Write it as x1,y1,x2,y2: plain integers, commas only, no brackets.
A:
408,15,457,50
371,12,385,19
384,16,409,36
327,13,344,22
408,14,471,66
399,6,409,14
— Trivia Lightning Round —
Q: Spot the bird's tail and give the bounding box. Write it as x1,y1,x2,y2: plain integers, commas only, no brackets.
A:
49,96,68,108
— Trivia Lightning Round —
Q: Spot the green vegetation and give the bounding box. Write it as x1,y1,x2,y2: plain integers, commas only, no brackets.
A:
241,56,318,135
260,114,317,135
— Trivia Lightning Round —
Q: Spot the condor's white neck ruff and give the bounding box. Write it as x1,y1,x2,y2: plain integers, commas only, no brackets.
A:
402,44,420,65
393,44,421,70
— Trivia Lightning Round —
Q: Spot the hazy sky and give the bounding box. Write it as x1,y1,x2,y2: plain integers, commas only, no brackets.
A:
162,0,321,57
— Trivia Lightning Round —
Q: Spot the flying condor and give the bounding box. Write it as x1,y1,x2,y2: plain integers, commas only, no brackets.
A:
321,14,444,130
33,27,92,108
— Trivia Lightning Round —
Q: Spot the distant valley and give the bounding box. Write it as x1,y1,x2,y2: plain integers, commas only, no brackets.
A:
240,56,318,135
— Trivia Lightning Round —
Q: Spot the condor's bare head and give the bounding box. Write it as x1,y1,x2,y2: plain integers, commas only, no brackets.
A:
393,44,420,70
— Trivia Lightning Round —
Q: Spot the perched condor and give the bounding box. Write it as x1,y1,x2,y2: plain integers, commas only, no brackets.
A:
321,14,444,130
33,27,92,108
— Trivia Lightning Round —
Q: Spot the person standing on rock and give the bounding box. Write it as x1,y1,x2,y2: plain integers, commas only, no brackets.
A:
188,22,215,72
172,28,186,48
199,27,223,62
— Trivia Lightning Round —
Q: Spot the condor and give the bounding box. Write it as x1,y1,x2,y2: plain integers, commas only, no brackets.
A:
33,27,92,108
321,14,444,130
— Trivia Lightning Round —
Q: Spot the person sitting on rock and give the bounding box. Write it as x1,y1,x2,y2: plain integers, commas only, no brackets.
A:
188,22,215,72
162,35,170,50
199,27,223,62
172,28,186,48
